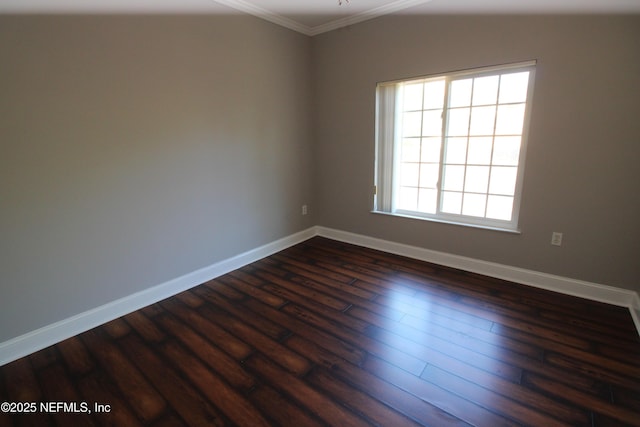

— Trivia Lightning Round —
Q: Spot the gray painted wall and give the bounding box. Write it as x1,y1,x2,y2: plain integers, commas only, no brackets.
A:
0,15,314,342
1,13,639,346
312,15,640,293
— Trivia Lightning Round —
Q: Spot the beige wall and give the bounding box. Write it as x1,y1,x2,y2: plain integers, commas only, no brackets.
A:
312,15,640,293
0,15,314,342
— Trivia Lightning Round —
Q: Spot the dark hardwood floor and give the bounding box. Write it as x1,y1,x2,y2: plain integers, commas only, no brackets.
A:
2,236,640,426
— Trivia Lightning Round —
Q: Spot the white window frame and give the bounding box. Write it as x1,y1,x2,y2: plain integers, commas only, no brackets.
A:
374,61,536,232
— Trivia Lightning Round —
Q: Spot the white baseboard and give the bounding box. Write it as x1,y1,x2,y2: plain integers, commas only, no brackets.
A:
2,224,638,366
0,227,316,367
315,226,640,334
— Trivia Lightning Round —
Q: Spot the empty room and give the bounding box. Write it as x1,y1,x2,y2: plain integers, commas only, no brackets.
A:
1,0,639,425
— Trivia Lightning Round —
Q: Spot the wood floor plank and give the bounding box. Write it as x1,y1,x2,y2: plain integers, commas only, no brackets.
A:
611,385,640,413
173,290,205,308
118,334,227,427
101,318,131,339
270,252,355,284
255,260,406,321
27,346,58,371
349,303,543,367
243,354,373,427
422,357,592,425
365,323,522,382
275,250,418,297
154,313,256,390
522,371,640,426
306,365,426,427
281,301,427,376
215,274,288,308
201,279,246,301
396,311,543,360
150,412,188,427
195,284,290,341
373,289,496,330
2,358,42,403
123,311,166,343
160,297,253,360
1,358,51,427
362,355,520,427
538,308,639,345
196,302,312,376
315,354,474,427
1,236,639,427
37,363,98,427
80,329,166,423
261,258,377,299
140,302,165,318
421,364,585,426
56,336,94,376
160,340,271,427
250,265,352,311
248,384,326,427
77,371,144,427
597,341,640,368
544,351,640,391
347,307,528,384
243,298,367,366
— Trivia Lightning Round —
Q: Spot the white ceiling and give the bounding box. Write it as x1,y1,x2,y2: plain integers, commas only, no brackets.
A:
1,0,639,35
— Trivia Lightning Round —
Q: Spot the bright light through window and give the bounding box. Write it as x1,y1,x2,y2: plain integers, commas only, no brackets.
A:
375,61,535,231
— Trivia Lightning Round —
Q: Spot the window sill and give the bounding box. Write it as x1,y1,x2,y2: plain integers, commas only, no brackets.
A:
370,210,522,234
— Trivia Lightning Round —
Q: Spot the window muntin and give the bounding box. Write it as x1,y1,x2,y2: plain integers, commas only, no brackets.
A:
375,61,535,231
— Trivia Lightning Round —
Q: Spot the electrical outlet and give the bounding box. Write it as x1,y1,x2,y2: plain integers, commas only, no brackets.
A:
551,232,563,246
302,205,308,215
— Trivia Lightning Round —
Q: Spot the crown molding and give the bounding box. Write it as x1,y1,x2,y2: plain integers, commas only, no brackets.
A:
308,0,435,35
212,0,313,34
213,0,436,36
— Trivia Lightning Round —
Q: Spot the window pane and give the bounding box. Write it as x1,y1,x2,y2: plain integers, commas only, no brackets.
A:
423,80,446,109
403,83,423,111
376,62,533,229
489,166,517,195
441,191,462,214
422,110,443,136
492,136,521,166
449,79,472,108
486,195,513,220
467,137,493,165
400,163,419,187
398,187,418,211
443,165,465,191
469,106,496,136
446,108,470,137
464,166,489,193
472,75,499,106
462,193,487,217
421,137,442,163
499,72,530,104
419,164,439,188
418,188,437,214
402,111,422,137
444,137,467,164
401,138,420,162
495,104,525,135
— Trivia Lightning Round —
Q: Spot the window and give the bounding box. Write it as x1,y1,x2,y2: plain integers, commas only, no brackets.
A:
374,61,536,231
